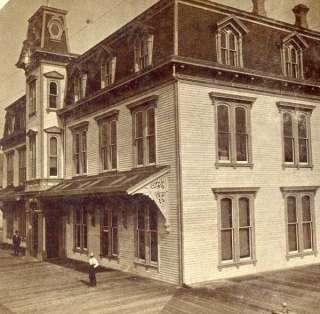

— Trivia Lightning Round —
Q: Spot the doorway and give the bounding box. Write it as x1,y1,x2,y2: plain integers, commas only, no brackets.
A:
32,213,38,258
46,215,61,259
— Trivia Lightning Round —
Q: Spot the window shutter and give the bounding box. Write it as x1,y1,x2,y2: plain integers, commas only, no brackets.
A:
111,56,117,84
147,34,154,66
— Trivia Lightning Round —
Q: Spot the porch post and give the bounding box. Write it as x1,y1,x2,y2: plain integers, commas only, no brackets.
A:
37,211,46,260
25,210,32,257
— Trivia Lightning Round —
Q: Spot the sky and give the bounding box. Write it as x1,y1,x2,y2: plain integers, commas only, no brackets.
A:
0,0,319,135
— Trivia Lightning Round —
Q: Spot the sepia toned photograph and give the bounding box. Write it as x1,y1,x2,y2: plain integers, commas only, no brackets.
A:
0,0,320,313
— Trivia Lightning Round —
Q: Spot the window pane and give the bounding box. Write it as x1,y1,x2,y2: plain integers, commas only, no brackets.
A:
111,120,117,144
137,139,144,165
50,137,57,156
112,227,118,255
135,111,143,138
283,113,293,137
288,225,298,252
287,196,297,222
83,225,87,249
76,209,81,224
284,138,294,163
239,198,250,227
138,231,145,259
229,32,236,50
101,229,109,256
217,105,229,132
298,115,307,138
138,208,145,229
101,123,108,146
303,223,312,250
221,198,232,228
302,196,311,221
299,139,308,163
150,231,158,262
149,208,157,231
148,135,156,164
50,82,58,95
147,108,155,135
239,229,250,258
221,230,233,261
76,226,81,248
221,31,227,49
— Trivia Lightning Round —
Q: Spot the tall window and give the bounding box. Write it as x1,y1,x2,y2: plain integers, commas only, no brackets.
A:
72,129,87,175
74,73,87,102
100,118,117,171
49,137,58,177
101,57,116,88
134,33,154,72
18,148,26,185
136,205,158,264
6,151,14,186
278,102,313,167
212,95,254,167
29,135,36,179
282,42,303,79
282,189,317,257
101,209,118,257
49,81,58,109
213,188,258,267
74,207,88,252
29,80,36,116
133,107,156,166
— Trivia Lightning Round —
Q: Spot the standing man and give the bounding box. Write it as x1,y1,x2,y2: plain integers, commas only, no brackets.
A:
88,252,99,286
12,230,21,256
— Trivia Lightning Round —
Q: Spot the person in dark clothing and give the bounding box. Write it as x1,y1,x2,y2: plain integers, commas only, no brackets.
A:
12,230,21,256
88,252,99,286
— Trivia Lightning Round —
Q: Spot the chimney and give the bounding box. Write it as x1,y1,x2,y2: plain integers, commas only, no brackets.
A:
293,4,309,28
252,0,267,17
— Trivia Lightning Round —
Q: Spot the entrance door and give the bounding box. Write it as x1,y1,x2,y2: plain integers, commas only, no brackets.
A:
46,215,60,259
32,213,38,258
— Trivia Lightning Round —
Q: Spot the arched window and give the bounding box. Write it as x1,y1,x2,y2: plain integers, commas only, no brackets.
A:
220,28,239,66
235,107,248,162
298,114,308,163
283,112,294,163
217,105,230,161
49,137,58,177
49,81,58,108
287,196,298,252
220,198,233,261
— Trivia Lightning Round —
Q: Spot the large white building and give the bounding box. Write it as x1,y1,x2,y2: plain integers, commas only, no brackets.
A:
1,0,320,285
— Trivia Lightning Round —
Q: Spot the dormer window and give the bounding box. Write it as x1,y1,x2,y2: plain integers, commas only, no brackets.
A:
133,33,154,72
281,33,308,80
216,16,248,68
101,57,116,88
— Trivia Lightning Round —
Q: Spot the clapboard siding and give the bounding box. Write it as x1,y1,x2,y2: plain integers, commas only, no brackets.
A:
178,80,320,284
64,82,180,284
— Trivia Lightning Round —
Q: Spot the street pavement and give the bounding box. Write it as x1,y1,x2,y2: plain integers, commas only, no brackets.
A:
1,249,320,313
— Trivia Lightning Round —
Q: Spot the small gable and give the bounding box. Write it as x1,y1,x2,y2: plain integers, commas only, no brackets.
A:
43,71,64,80
217,15,249,35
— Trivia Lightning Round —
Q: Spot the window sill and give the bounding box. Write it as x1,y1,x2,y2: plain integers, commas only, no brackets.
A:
100,255,119,262
72,174,88,179
134,260,159,270
218,259,257,270
282,163,313,169
286,250,317,260
215,162,253,169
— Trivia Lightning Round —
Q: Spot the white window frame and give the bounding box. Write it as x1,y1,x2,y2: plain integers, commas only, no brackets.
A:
48,80,60,109
133,33,154,72
101,56,117,88
74,207,88,253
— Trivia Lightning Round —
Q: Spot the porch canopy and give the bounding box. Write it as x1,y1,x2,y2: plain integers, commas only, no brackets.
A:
0,186,25,203
40,166,170,230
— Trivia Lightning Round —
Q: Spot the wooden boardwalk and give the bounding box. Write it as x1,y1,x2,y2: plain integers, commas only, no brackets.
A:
1,249,320,313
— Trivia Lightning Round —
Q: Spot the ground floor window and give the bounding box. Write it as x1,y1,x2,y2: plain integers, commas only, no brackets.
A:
136,205,158,265
101,208,118,257
74,207,88,252
282,188,317,257
6,211,14,239
213,188,259,268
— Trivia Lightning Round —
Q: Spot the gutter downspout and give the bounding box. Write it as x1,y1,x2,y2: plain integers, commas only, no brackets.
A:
173,63,184,286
